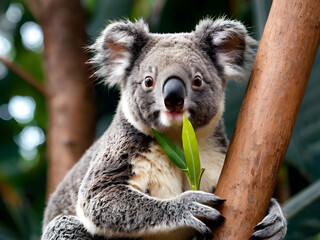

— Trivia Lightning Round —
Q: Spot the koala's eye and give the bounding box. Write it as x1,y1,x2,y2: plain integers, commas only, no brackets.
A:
192,75,202,87
144,76,154,88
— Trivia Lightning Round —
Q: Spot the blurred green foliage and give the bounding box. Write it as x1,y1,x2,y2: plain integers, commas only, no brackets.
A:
0,0,319,239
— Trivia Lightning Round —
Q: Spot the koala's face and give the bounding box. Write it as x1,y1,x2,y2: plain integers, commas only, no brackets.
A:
127,34,223,130
92,19,255,133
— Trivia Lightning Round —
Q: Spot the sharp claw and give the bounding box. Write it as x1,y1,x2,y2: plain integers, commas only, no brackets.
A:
217,215,226,223
204,229,213,240
214,198,226,205
253,222,264,230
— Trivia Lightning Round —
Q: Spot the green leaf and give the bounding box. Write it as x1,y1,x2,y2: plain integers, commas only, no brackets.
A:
182,114,201,190
151,128,187,171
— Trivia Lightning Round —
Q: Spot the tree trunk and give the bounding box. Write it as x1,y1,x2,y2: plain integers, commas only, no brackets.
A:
213,0,320,239
27,0,96,195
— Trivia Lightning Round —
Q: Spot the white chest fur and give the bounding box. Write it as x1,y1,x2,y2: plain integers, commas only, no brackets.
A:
198,138,225,193
128,139,225,199
128,143,186,199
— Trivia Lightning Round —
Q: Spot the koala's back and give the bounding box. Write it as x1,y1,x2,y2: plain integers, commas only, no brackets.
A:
43,112,157,227
43,139,98,226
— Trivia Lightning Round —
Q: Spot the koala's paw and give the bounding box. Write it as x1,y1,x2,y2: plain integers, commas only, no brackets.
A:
250,198,287,240
175,190,225,239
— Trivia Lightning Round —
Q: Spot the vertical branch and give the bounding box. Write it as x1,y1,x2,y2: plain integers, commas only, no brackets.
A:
213,0,320,239
27,0,96,195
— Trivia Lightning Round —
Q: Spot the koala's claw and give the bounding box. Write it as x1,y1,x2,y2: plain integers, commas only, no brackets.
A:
180,190,226,205
189,202,224,221
176,191,225,237
189,216,214,239
249,199,287,240
250,224,284,240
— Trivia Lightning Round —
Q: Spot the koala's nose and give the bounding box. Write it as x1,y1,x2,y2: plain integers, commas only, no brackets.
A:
163,77,185,112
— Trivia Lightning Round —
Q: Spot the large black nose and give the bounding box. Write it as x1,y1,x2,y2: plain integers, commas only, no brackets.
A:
163,77,185,112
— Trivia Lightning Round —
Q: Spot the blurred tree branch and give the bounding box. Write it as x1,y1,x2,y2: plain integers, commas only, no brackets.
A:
26,0,96,196
25,0,43,20
0,56,46,96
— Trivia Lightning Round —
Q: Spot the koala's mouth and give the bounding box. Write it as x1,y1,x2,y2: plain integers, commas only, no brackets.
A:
159,110,188,127
164,111,184,121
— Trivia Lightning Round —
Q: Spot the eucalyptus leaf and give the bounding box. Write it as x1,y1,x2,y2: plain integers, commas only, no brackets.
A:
182,114,201,190
151,128,187,171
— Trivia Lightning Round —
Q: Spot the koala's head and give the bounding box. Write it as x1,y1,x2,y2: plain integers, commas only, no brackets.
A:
92,18,256,134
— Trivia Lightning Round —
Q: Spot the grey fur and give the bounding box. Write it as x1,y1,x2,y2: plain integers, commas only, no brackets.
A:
90,20,150,88
42,18,286,240
194,18,257,82
42,215,95,240
250,199,287,240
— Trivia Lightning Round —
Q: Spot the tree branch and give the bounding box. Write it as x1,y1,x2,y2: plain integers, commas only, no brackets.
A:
0,56,46,96
212,0,320,239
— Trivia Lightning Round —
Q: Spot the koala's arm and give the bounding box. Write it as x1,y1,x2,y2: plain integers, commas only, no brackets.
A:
76,165,224,239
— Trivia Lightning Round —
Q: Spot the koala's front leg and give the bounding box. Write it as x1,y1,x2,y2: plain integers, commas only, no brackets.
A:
77,183,225,239
250,198,287,240
42,215,96,240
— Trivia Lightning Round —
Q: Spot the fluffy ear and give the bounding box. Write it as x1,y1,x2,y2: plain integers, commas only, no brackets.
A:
90,19,150,87
194,18,257,81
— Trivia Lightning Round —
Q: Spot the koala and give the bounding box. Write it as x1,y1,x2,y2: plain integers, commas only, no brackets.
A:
41,18,287,240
